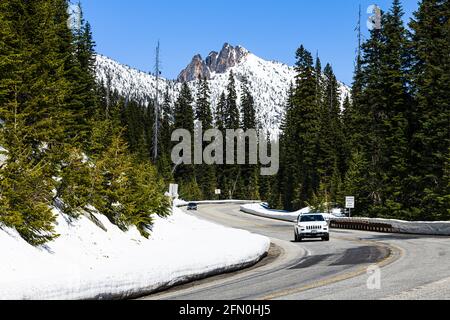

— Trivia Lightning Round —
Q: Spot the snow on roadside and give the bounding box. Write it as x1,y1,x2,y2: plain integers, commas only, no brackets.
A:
240,203,336,222
174,199,260,207
240,204,450,236
0,206,270,300
240,203,307,222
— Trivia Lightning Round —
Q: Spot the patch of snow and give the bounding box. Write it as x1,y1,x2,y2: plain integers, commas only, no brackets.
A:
0,206,270,300
240,203,301,222
241,203,337,223
0,145,7,165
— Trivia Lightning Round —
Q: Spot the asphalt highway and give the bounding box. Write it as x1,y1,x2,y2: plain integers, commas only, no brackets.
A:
143,204,450,300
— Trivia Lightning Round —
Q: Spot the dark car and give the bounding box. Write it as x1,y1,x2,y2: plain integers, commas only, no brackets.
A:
187,202,198,211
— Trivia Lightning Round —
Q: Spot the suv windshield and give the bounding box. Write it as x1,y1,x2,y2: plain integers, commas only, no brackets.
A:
300,215,325,222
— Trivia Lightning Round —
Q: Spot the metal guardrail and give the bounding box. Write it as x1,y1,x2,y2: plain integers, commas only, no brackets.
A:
330,219,394,233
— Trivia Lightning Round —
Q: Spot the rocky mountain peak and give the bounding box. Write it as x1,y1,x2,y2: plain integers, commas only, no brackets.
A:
177,43,250,82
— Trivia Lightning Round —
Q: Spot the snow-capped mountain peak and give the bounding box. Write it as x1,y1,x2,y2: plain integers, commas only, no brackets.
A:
95,43,350,137
178,43,251,82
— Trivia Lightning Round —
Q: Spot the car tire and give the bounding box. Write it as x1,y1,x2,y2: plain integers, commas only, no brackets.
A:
322,236,330,241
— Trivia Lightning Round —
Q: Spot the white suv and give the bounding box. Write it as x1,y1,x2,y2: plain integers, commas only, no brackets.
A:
294,213,330,242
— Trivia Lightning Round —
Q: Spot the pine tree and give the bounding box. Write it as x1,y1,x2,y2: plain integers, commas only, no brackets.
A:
240,77,259,199
377,0,412,219
68,3,97,146
223,71,241,199
315,56,323,109
195,77,216,199
408,0,450,220
91,133,133,228
214,92,227,199
157,88,175,180
126,160,171,237
173,82,199,196
0,0,71,244
195,78,213,128
54,146,94,218
215,92,226,131
287,45,320,210
225,71,240,129
316,63,342,189
356,22,386,215
0,112,56,245
341,151,371,216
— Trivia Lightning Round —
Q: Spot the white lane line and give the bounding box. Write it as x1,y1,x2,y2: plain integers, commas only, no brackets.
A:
382,276,450,300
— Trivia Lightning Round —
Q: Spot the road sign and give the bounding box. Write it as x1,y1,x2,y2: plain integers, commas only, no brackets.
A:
169,184,179,197
215,189,221,195
346,196,355,209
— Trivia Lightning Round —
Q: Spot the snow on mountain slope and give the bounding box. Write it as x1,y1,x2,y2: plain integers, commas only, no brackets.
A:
95,54,178,103
95,44,350,136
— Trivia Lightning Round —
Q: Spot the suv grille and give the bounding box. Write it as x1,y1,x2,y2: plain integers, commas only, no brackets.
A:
306,225,322,230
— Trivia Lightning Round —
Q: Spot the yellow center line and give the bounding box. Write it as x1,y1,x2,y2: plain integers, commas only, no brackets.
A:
258,236,404,300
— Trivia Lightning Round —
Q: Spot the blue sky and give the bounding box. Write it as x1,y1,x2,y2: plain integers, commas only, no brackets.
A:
82,0,419,85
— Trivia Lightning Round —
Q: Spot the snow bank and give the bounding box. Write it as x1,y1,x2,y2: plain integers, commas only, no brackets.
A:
336,217,450,236
241,203,450,236
240,203,303,222
0,207,270,300
241,203,338,222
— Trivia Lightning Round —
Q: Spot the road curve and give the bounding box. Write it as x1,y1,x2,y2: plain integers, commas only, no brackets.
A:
143,204,450,300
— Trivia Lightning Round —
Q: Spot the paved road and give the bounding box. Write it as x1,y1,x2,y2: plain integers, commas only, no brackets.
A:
144,204,450,300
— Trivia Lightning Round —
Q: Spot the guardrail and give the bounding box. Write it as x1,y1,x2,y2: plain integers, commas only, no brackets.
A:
330,219,394,233
328,217,450,236
240,203,450,236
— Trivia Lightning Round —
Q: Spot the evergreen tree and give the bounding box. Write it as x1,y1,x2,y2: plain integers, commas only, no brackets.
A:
195,77,216,199
377,0,412,219
0,114,56,245
214,92,227,198
408,0,450,220
68,2,97,146
158,88,175,180
0,0,172,246
316,64,343,191
54,146,94,218
215,92,226,131
0,0,70,244
126,159,171,237
240,77,259,199
223,71,241,199
173,83,199,198
278,84,296,209
341,151,371,216
288,45,320,210
356,20,386,214
225,71,240,129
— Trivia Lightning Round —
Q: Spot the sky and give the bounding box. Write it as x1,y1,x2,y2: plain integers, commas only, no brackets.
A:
82,0,419,85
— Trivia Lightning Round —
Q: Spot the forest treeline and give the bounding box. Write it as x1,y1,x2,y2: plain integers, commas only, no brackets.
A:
0,0,448,246
269,0,449,221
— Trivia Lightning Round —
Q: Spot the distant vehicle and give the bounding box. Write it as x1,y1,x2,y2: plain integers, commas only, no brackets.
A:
187,202,198,211
294,213,330,242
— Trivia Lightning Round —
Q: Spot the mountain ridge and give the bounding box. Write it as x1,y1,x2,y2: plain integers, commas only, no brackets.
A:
177,43,250,82
95,43,350,136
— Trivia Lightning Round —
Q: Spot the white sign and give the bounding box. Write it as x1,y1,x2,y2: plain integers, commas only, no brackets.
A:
346,196,355,209
215,189,221,195
169,184,179,197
